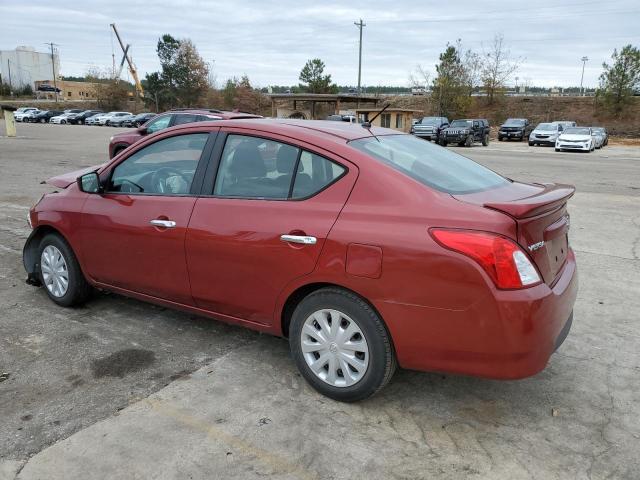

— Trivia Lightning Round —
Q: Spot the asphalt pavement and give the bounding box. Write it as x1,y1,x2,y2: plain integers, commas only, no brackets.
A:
1,121,639,479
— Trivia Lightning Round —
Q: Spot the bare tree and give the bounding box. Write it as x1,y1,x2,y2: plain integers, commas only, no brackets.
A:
481,34,522,103
462,48,482,96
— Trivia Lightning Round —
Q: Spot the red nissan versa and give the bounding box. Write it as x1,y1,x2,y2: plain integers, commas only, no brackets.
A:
23,119,578,402
108,108,262,159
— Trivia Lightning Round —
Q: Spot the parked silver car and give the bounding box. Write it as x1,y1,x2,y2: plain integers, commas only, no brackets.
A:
529,122,563,146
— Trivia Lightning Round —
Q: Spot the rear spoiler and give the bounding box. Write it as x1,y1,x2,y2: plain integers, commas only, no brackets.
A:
484,183,575,219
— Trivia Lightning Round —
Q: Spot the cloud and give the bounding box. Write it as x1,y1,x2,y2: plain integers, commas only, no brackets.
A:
0,0,637,87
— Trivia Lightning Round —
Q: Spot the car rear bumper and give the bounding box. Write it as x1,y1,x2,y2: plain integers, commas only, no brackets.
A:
381,248,578,379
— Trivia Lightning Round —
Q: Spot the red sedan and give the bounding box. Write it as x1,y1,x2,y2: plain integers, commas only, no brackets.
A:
23,119,578,401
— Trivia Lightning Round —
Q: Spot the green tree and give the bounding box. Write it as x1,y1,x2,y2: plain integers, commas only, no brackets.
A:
299,59,337,93
150,34,209,108
598,44,640,114
431,44,470,117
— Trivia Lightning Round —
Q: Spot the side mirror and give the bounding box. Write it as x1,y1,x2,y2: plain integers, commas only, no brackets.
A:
77,172,102,194
137,126,147,134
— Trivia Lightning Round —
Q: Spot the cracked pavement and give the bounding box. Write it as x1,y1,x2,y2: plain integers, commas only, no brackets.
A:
1,122,639,479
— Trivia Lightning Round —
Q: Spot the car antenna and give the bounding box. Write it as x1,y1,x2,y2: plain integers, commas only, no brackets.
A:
361,103,390,141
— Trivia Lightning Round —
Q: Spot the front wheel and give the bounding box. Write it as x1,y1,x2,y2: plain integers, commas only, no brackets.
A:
529,141,534,146
38,233,92,307
464,135,473,147
555,148,561,152
289,288,396,402
439,138,448,147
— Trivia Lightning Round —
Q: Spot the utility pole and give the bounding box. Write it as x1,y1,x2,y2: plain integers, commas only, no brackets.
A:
354,19,366,95
45,42,59,103
580,56,588,96
7,60,12,96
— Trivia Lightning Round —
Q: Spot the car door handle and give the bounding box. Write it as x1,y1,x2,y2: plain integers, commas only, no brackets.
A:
150,219,176,228
280,234,317,245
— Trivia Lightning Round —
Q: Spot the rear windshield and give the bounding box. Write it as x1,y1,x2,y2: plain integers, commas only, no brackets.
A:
418,117,440,125
564,127,590,135
349,134,508,194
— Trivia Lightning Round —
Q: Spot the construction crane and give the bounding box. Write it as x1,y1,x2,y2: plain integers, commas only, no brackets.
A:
110,23,144,97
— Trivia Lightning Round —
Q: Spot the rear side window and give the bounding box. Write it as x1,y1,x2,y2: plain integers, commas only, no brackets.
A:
349,134,507,195
173,114,198,125
292,151,345,199
213,134,345,200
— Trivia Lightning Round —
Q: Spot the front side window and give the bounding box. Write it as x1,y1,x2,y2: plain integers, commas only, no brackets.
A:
381,113,391,128
213,134,346,200
108,133,208,194
349,134,508,195
146,115,172,133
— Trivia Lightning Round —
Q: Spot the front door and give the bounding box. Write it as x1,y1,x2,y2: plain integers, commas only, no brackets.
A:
78,131,213,304
185,132,357,325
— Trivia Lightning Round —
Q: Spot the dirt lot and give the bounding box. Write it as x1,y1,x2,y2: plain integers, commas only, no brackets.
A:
1,121,639,479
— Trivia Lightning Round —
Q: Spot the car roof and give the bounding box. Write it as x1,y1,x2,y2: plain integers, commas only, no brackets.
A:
160,118,399,143
166,108,262,120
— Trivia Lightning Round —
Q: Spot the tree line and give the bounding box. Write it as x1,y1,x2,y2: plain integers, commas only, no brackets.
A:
22,32,638,119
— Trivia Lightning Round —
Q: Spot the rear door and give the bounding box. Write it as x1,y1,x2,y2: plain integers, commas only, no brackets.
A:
185,130,357,325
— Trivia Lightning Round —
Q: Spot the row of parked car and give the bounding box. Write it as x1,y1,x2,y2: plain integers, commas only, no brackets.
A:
410,116,609,152
12,107,157,128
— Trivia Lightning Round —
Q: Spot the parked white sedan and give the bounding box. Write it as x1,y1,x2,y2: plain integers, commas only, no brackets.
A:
555,127,595,152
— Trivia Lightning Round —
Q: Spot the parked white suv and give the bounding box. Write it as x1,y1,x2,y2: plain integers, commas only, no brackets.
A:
14,108,39,122
97,111,132,126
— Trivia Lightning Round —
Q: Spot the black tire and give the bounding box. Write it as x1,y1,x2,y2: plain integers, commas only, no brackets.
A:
482,133,489,146
440,138,448,147
105,121,110,126
464,135,473,147
38,233,92,307
289,288,396,402
555,148,561,152
498,136,503,141
528,141,534,146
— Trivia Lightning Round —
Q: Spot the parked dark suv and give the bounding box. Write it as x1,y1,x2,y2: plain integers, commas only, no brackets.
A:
498,118,533,141
441,119,490,147
108,108,262,158
410,116,449,142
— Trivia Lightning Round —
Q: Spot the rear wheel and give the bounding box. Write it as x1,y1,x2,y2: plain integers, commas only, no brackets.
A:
482,133,489,146
498,136,503,141
38,234,92,307
289,288,396,402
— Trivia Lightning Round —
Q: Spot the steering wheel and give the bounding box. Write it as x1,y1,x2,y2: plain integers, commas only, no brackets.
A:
151,167,190,194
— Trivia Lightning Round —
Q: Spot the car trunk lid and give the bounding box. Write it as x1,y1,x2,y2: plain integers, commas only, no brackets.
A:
454,181,575,285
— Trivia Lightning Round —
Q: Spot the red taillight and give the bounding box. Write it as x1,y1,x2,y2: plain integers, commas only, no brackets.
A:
430,229,542,289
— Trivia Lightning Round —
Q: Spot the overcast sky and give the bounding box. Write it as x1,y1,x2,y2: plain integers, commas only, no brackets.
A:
1,0,638,88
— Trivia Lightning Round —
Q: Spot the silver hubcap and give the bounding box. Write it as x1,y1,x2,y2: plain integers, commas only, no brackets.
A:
301,309,369,388
41,245,69,298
